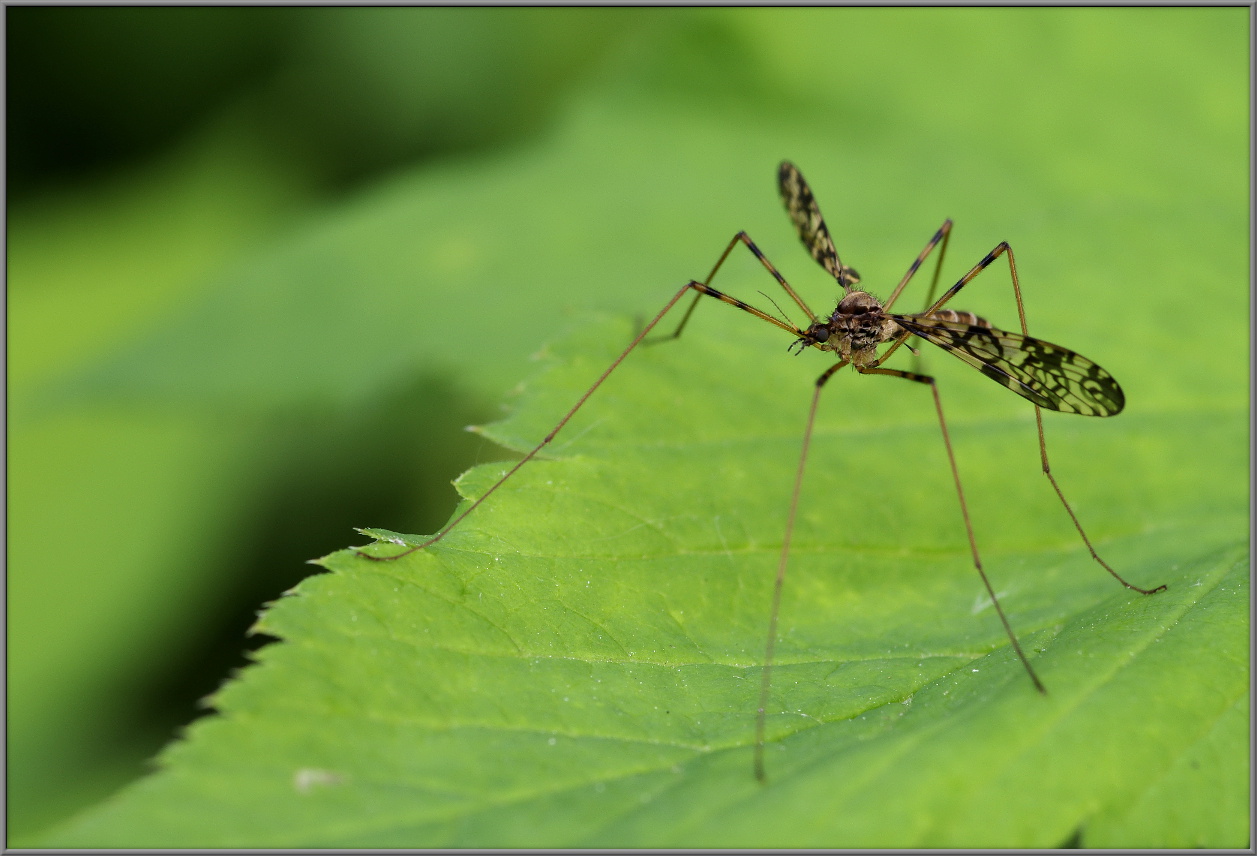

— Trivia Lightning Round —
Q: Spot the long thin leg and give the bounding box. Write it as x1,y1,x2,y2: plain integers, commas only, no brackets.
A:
662,231,816,343
359,279,808,561
753,358,848,782
882,219,953,313
916,221,954,314
895,243,1164,595
862,366,1047,692
879,219,953,375
753,360,1046,783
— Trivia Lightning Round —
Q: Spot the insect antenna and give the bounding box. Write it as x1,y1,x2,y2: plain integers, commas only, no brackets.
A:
758,290,799,330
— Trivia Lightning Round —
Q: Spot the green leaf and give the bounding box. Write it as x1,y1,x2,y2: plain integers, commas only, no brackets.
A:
43,311,1247,847
21,7,1248,848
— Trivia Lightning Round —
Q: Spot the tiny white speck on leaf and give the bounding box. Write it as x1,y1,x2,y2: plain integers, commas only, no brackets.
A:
293,768,342,794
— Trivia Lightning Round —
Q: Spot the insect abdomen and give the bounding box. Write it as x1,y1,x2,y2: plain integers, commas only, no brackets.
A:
929,308,990,328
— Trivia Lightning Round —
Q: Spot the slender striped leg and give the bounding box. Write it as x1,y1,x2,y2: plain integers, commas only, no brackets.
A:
873,222,958,368
882,219,954,313
358,279,807,561
754,358,848,782
877,219,953,374
892,243,1164,595
658,231,817,344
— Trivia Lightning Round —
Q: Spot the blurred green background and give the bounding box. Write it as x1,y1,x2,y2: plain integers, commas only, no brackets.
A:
7,7,1247,843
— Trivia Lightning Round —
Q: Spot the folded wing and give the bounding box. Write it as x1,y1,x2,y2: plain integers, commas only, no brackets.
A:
778,161,860,288
892,315,1124,417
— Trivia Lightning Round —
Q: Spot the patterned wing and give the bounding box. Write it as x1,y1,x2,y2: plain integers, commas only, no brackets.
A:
892,315,1125,416
778,161,860,287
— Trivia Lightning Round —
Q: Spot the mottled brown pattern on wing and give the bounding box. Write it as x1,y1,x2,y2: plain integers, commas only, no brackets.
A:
777,161,859,287
892,315,1124,416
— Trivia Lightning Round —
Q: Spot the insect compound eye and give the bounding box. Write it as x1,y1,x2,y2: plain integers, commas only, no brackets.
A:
810,325,831,342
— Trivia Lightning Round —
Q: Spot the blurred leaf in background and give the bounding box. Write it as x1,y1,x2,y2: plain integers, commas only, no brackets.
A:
8,6,647,838
7,6,1247,847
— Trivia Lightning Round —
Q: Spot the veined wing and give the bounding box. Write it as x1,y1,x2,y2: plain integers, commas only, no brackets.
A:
778,161,860,287
892,315,1125,416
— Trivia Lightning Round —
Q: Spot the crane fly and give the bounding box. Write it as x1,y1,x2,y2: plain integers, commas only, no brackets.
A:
358,161,1166,782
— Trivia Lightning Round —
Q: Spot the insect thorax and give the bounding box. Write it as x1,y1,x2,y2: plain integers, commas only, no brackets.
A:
804,290,901,366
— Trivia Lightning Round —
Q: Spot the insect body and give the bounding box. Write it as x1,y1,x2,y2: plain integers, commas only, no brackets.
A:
360,162,1164,782
801,289,901,365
